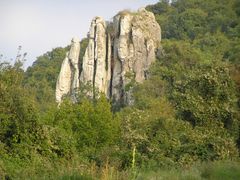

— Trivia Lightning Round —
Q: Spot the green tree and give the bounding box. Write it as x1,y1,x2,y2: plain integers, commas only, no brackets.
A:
53,96,119,164
0,62,40,157
153,41,239,137
24,47,69,111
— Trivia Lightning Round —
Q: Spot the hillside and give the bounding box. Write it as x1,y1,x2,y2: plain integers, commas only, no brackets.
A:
0,0,240,179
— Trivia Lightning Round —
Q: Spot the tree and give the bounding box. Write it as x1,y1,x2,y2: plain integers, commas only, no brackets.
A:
152,40,239,138
53,96,119,164
24,47,69,111
0,62,40,157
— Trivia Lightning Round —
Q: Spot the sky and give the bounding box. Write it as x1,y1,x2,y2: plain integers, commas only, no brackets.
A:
0,0,159,68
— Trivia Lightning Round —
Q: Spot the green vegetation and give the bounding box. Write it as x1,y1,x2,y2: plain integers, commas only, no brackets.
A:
1,0,240,179
23,47,69,111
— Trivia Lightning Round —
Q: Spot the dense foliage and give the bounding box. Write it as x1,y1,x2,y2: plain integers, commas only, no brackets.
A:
1,0,240,179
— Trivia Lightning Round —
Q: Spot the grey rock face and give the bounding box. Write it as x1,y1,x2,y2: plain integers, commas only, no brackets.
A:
56,52,72,104
80,17,111,98
56,37,80,104
112,8,161,104
56,8,161,105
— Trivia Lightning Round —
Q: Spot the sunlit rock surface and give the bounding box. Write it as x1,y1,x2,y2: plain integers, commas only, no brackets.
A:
56,8,161,105
56,37,80,103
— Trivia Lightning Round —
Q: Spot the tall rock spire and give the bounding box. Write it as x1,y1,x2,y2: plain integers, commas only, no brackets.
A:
80,17,111,98
112,8,161,104
56,37,80,104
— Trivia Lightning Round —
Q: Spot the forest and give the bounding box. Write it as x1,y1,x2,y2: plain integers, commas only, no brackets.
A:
1,0,240,179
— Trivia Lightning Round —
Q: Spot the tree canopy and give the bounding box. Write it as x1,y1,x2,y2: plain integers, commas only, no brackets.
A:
1,0,240,179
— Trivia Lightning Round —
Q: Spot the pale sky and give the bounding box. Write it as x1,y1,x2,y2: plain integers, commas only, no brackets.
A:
0,0,158,68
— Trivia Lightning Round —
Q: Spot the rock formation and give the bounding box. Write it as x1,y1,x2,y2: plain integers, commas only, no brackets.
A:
56,8,161,105
56,37,80,103
112,8,161,104
80,17,111,98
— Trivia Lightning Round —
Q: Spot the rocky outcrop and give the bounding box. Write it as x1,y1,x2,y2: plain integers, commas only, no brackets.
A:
56,37,80,103
112,8,161,104
56,52,72,104
80,17,111,98
56,8,161,105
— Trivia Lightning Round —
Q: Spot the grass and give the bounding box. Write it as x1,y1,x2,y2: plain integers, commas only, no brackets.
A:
200,161,240,180
1,159,240,180
55,160,240,180
136,161,240,180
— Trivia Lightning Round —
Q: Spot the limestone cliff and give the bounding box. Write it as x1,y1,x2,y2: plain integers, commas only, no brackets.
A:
56,8,161,104
80,17,111,98
56,37,80,103
112,8,161,104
